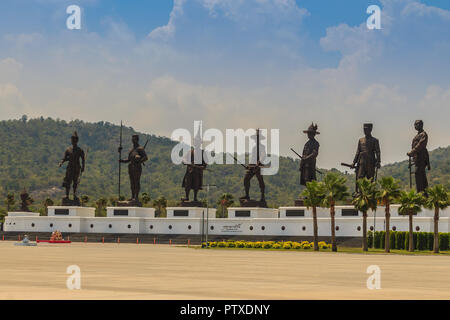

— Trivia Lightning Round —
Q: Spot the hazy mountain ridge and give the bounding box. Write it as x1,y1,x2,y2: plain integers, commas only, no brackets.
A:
0,117,448,209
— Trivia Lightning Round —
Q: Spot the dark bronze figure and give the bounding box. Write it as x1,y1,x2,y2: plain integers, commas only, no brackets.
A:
59,131,85,205
352,123,381,181
300,123,320,186
182,146,207,204
240,129,266,207
119,134,148,205
407,120,430,194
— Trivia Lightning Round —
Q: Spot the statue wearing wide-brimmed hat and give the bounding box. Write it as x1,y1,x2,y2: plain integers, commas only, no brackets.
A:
300,123,320,186
59,131,85,205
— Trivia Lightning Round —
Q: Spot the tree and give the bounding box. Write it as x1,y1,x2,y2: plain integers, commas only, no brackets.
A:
217,193,234,218
301,180,326,251
5,193,15,212
322,172,350,252
377,176,401,253
80,195,89,207
398,190,425,252
95,197,107,217
353,178,378,251
141,192,151,206
109,197,118,207
424,185,449,253
153,196,167,217
42,198,54,216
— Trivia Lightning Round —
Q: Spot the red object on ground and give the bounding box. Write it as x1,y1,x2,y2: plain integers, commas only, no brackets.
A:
37,240,71,244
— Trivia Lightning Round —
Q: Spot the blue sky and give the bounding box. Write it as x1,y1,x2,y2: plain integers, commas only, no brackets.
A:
0,0,449,168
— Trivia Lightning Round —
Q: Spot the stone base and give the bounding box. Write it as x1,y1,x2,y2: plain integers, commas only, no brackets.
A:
228,207,278,218
180,200,204,208
239,199,268,208
117,200,142,207
47,206,95,217
106,207,155,218
294,199,305,206
166,207,216,218
61,197,81,206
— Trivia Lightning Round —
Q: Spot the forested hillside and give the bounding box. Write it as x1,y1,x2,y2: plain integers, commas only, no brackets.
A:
0,117,448,211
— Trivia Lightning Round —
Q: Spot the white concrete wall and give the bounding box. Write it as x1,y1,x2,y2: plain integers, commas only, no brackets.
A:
4,206,449,236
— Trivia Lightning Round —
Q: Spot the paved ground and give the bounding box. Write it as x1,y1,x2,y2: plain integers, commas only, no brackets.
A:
0,242,449,299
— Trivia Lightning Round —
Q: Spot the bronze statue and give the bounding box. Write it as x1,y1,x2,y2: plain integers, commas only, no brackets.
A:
239,129,266,207
59,131,85,205
119,134,148,205
299,123,320,186
352,123,381,181
407,120,430,194
182,146,207,203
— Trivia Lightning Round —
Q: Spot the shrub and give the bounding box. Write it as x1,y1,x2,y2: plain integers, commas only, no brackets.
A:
303,243,312,250
254,242,262,248
440,233,449,251
389,231,396,249
245,242,254,248
367,231,373,248
292,242,302,249
227,241,235,248
283,242,292,249
209,241,217,248
235,241,245,248
272,243,281,249
217,241,226,248
263,242,272,249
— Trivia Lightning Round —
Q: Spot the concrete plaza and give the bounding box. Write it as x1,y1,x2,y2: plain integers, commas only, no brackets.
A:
0,242,448,299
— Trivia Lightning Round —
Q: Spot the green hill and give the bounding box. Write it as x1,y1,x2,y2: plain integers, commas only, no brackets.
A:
0,117,448,211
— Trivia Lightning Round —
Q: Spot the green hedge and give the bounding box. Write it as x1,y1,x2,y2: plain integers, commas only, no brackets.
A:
367,231,450,251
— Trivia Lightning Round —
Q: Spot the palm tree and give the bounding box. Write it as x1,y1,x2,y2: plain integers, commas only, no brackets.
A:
322,172,350,252
153,196,167,217
353,178,378,251
80,195,89,207
424,185,449,253
5,193,15,212
399,190,425,252
141,192,151,206
42,198,54,216
217,193,234,218
95,198,107,217
377,176,401,253
301,180,326,251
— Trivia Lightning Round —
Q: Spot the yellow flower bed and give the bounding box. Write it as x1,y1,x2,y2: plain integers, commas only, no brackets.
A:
203,240,331,250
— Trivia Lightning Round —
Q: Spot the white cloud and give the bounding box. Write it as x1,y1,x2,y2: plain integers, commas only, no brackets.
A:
149,0,186,40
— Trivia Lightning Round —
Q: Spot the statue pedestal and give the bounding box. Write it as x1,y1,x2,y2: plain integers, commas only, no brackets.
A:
61,198,81,206
179,200,203,208
166,207,216,219
239,199,268,208
117,200,142,207
48,206,95,217
106,207,155,218
228,207,278,219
